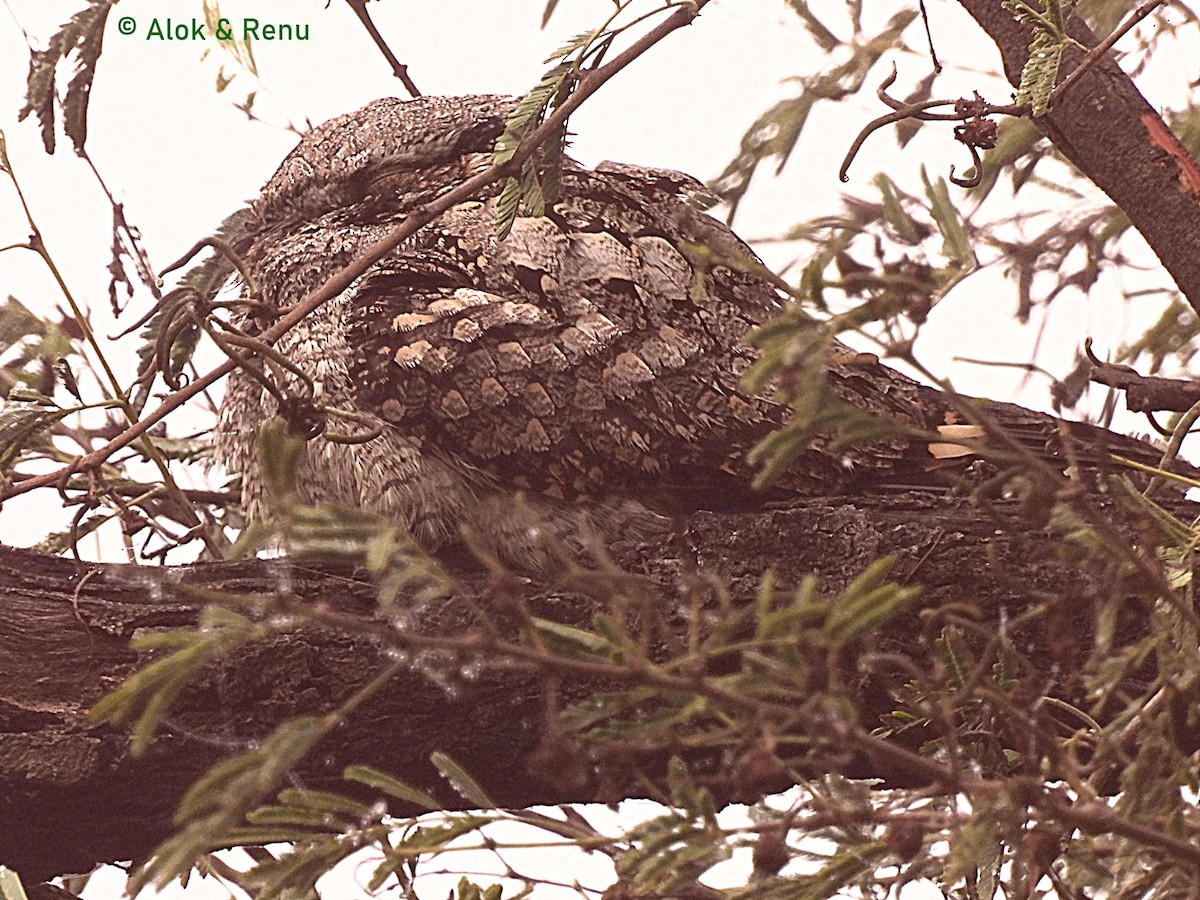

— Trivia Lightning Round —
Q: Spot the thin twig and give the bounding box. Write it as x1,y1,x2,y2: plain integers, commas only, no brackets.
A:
342,0,422,97
159,235,259,298
842,66,1025,182
917,0,941,72
2,154,223,557
1049,0,1169,107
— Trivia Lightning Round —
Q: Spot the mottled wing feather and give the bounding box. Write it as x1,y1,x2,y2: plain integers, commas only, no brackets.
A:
345,171,801,507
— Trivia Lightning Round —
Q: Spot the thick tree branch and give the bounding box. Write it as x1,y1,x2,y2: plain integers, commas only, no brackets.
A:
957,0,1200,316
2,489,1192,882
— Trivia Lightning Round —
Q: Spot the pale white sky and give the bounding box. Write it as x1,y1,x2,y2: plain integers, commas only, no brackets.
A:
0,2,1190,895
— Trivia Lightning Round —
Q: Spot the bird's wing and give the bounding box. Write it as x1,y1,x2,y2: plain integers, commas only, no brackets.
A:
344,167,815,508
342,161,1187,507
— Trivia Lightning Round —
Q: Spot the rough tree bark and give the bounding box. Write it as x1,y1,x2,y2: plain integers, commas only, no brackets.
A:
3,491,1190,881
4,0,1200,885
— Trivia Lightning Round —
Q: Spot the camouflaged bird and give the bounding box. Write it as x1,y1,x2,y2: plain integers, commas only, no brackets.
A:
214,94,1183,563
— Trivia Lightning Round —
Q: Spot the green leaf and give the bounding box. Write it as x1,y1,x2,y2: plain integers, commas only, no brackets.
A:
530,617,613,656
144,434,216,464
257,416,309,505
277,787,372,816
715,9,916,215
619,801,729,896
52,358,81,401
543,28,595,63
204,0,258,74
131,715,333,892
936,628,973,689
397,816,496,852
244,805,334,829
822,585,921,643
783,0,841,51
921,167,975,267
0,867,29,900
90,606,256,755
0,293,48,350
345,764,443,810
0,402,68,471
4,389,57,406
132,206,249,413
221,826,319,845
1003,0,1076,116
364,816,500,891
495,177,522,240
494,63,572,238
239,835,358,900
729,842,888,899
713,95,815,219
431,752,496,808
666,757,714,821
1015,33,1064,116
495,65,572,164
873,174,921,245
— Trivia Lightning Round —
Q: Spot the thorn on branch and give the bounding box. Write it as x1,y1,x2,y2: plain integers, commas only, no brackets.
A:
342,0,422,98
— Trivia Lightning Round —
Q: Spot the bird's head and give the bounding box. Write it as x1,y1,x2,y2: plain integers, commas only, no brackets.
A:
243,94,516,242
